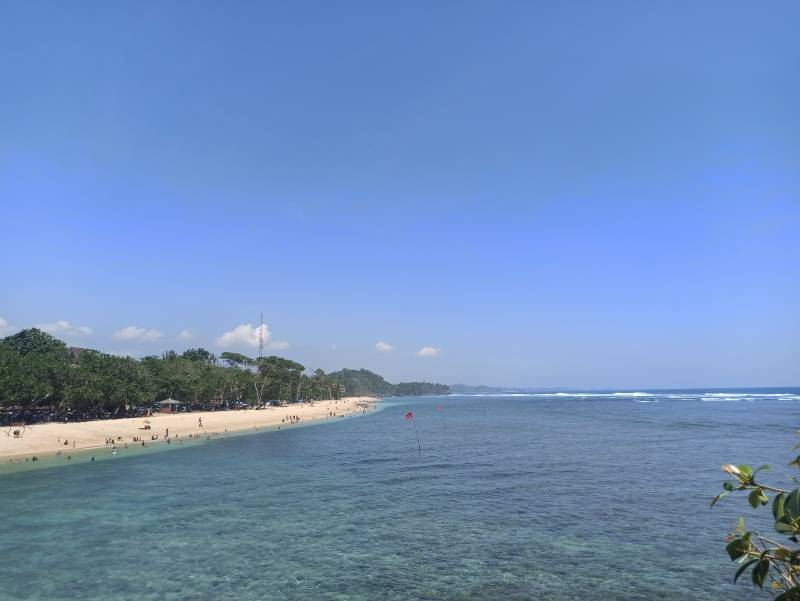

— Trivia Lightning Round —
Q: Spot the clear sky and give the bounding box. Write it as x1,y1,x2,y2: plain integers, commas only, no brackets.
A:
1,1,798,388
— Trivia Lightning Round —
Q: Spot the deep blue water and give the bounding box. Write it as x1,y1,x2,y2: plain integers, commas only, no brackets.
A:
1,388,799,600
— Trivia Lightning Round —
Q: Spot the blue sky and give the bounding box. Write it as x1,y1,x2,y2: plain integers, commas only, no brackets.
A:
1,1,798,388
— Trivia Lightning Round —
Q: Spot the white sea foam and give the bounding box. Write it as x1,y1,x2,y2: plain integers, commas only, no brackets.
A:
451,390,800,402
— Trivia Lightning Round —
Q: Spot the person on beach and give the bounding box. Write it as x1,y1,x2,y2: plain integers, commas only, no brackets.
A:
198,417,203,428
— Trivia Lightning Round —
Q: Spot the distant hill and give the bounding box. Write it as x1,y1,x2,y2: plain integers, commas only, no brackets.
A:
328,369,450,397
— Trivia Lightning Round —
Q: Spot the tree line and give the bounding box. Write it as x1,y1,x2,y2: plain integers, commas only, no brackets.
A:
0,328,345,421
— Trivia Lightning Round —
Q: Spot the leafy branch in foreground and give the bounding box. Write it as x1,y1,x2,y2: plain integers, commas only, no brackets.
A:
711,433,800,599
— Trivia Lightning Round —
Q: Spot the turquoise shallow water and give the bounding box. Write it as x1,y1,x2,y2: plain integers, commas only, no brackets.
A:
1,389,799,600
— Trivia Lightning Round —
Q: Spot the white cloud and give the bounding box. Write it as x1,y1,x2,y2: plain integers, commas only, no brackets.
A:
416,346,441,358
376,341,394,352
215,323,271,348
37,320,93,337
269,340,289,350
0,318,11,335
113,325,164,342
178,330,193,340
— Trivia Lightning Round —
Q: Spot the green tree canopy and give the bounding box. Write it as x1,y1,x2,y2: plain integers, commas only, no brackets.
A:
182,348,216,364
0,331,448,418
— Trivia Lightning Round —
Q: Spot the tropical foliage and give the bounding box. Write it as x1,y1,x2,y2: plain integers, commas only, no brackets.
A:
0,329,347,421
711,432,800,599
0,329,449,422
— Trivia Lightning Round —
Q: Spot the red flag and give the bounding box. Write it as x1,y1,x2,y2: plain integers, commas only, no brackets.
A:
405,411,414,420
436,404,444,411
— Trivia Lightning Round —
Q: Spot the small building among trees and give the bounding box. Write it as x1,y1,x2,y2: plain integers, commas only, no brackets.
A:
158,398,180,414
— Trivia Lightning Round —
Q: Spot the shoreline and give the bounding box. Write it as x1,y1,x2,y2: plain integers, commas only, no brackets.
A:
0,396,376,464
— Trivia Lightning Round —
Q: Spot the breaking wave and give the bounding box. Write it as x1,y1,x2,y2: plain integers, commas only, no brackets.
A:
451,390,800,402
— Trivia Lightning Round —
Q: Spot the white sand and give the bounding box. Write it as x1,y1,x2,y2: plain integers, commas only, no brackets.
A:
0,397,376,460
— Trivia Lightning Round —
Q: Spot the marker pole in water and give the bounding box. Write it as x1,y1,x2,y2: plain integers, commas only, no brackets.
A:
436,404,446,430
405,411,420,455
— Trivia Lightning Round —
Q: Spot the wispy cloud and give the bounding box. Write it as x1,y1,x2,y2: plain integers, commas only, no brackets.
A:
376,341,394,352
416,346,441,358
113,325,164,342
178,329,193,340
269,340,289,350
37,320,93,337
216,323,271,348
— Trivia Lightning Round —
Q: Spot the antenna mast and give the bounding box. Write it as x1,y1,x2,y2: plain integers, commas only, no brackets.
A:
254,313,266,407
258,312,264,360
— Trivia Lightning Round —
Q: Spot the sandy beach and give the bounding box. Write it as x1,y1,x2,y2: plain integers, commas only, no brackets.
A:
0,396,376,461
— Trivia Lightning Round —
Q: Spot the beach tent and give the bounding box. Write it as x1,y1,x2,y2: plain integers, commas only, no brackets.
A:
158,398,180,414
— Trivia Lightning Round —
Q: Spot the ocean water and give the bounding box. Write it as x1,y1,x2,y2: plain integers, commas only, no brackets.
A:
1,389,799,601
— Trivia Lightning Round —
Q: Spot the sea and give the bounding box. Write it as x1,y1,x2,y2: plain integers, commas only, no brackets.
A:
1,388,799,601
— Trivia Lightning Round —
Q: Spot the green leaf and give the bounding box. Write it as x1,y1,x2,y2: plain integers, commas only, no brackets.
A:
751,558,769,588
786,489,800,519
723,481,735,492
773,493,787,521
749,488,766,509
790,456,800,468
775,519,797,534
738,464,753,480
726,536,750,560
736,517,746,536
733,558,757,583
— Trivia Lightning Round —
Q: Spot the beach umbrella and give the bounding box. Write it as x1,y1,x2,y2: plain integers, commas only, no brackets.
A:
405,411,420,455
436,403,446,430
